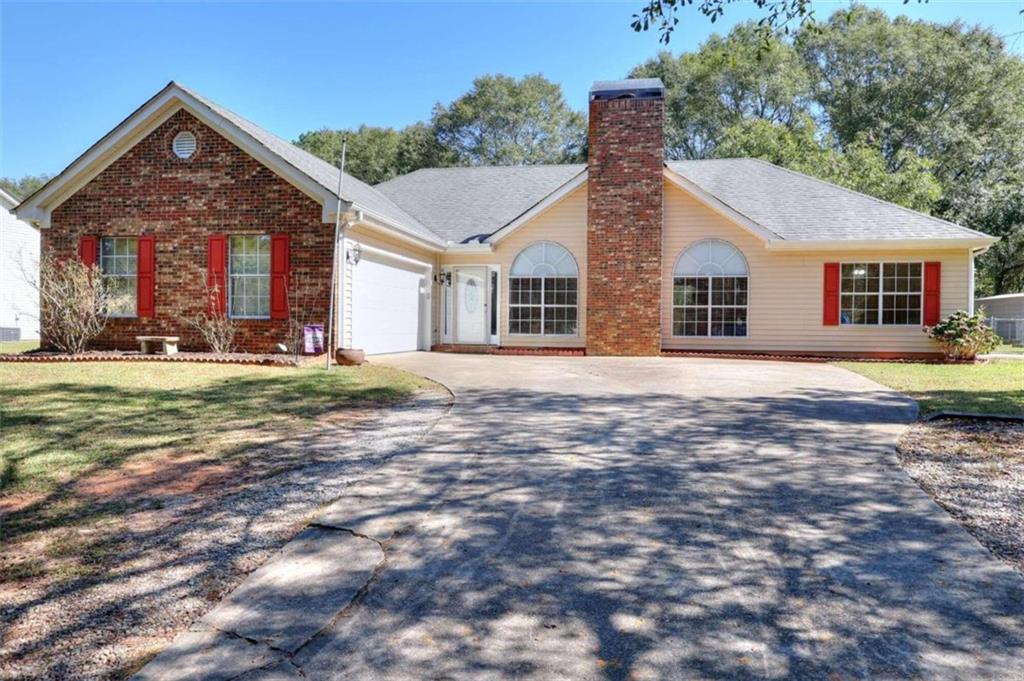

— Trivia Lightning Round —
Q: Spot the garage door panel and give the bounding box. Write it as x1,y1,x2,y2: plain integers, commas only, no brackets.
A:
352,255,425,355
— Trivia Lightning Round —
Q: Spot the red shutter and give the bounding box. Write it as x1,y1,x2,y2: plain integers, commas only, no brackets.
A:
207,235,228,315
79,236,99,267
137,236,156,318
923,261,941,326
823,262,840,326
270,234,290,320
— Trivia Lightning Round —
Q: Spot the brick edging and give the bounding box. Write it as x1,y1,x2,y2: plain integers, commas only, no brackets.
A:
0,352,308,367
660,349,951,364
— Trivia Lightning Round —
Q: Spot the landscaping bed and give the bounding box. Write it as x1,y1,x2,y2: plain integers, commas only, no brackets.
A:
898,417,1024,575
0,347,322,367
837,359,1024,575
0,362,445,680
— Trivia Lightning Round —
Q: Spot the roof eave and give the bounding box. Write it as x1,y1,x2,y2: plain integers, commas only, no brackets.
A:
765,236,999,251
486,168,589,245
662,167,780,243
348,207,446,252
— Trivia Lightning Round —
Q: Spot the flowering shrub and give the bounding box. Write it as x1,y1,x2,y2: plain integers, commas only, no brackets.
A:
925,309,999,361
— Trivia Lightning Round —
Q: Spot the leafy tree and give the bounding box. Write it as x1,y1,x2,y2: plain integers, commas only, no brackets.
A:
715,116,941,212
296,125,407,185
432,74,586,166
0,174,52,200
631,0,928,44
631,26,812,159
796,5,1024,294
295,75,583,182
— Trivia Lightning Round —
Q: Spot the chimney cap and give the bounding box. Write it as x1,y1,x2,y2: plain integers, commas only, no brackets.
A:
590,78,665,101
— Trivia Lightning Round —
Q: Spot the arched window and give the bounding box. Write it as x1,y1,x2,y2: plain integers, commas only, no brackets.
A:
509,241,579,335
673,239,749,337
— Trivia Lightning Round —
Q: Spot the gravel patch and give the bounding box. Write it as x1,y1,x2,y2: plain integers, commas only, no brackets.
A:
0,389,450,680
897,417,1024,575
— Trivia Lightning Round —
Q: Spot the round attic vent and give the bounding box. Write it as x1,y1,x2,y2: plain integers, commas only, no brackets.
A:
172,131,197,159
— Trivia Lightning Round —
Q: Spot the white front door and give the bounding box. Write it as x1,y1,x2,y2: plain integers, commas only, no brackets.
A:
455,267,487,344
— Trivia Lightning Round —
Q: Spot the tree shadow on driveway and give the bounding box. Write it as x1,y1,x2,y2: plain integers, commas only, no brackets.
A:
287,385,1024,680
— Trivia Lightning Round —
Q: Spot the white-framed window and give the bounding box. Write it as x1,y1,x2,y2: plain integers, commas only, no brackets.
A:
99,237,137,317
228,235,271,319
841,262,922,326
509,241,578,336
672,239,749,337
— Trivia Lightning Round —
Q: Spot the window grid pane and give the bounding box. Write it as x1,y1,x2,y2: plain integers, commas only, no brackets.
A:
229,235,271,319
508,276,577,336
672,276,747,337
99,237,138,317
843,262,922,326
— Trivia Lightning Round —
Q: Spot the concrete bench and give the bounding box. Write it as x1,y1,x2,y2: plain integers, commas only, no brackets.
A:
137,335,180,356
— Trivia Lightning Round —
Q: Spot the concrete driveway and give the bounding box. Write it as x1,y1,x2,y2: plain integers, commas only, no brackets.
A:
139,354,1024,680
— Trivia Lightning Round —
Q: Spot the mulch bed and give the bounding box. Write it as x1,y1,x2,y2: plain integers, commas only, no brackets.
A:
897,416,1024,575
0,349,325,367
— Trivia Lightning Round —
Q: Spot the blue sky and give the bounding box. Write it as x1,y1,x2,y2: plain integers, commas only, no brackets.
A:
2,1,1022,179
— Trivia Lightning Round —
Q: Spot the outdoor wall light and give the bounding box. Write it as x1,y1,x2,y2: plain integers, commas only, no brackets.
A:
347,243,362,265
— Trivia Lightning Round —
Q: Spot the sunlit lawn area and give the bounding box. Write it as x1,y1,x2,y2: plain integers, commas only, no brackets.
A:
0,362,427,498
0,340,40,354
836,360,1024,416
994,344,1024,355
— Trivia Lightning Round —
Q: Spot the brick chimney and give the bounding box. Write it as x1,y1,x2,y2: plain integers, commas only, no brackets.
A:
586,78,665,356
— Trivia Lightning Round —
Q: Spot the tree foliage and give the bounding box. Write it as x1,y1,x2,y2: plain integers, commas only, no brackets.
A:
432,74,586,166
294,124,450,186
0,174,52,200
294,74,584,185
633,6,1024,294
630,0,926,45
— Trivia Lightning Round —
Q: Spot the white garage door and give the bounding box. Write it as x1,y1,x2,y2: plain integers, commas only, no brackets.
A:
351,253,426,355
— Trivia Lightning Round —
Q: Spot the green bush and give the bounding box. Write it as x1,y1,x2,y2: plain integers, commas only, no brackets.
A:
925,309,1000,361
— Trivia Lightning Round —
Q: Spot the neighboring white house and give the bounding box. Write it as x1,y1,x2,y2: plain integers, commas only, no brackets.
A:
977,292,1024,345
1,188,40,341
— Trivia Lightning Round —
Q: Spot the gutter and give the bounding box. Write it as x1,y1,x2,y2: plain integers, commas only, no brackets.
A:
765,237,999,252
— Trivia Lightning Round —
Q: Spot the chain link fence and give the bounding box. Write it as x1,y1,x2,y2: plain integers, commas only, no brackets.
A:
989,317,1024,345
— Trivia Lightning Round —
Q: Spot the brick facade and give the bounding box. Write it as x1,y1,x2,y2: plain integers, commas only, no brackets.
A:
586,93,664,356
46,109,332,353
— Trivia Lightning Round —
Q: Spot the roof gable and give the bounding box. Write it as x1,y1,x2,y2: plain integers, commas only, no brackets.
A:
15,82,443,248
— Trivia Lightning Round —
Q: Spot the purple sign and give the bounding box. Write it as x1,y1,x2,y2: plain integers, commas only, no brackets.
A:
304,324,324,354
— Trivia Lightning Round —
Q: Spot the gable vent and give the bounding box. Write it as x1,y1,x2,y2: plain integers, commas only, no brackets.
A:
172,131,197,159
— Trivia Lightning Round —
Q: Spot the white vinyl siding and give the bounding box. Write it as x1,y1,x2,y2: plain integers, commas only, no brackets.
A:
661,180,967,354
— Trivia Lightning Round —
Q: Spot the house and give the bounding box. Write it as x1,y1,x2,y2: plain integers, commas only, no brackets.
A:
1,188,40,342
14,79,997,358
976,293,1024,345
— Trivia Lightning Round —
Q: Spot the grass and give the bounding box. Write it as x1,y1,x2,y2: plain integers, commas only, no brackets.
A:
0,339,40,354
836,360,1024,417
0,361,428,497
993,343,1024,355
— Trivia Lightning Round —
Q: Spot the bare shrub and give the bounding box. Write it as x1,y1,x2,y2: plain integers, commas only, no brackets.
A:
28,251,130,354
178,283,238,354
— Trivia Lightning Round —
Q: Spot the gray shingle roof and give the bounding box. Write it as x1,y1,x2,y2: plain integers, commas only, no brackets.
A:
375,165,586,243
667,158,988,241
177,83,443,246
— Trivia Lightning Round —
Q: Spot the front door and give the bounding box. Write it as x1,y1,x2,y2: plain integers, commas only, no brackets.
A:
455,267,487,344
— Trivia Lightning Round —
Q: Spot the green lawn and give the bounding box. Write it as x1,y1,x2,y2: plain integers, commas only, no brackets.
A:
836,360,1024,417
0,362,428,497
993,343,1024,355
0,340,40,354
